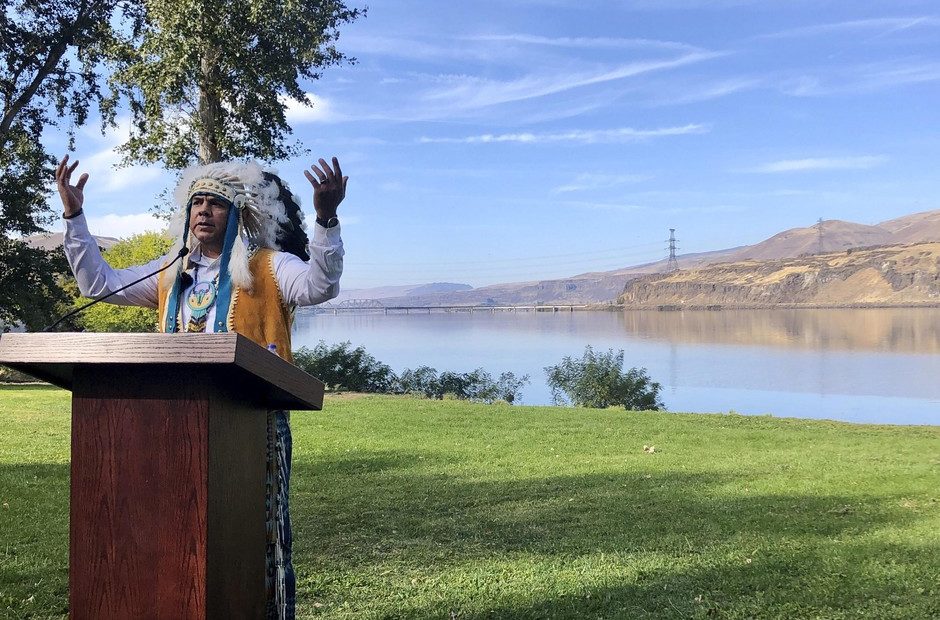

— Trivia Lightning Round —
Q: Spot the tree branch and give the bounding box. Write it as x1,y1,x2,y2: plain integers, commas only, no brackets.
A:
0,0,104,144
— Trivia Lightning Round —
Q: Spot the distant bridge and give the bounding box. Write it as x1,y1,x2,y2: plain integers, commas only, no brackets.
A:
335,299,386,309
308,301,591,314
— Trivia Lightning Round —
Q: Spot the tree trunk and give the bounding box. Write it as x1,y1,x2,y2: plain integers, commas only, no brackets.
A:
198,48,222,164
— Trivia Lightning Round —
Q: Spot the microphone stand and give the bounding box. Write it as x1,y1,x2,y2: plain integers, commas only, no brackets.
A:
42,247,189,332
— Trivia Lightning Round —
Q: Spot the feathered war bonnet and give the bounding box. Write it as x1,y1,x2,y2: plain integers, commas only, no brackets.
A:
161,160,289,333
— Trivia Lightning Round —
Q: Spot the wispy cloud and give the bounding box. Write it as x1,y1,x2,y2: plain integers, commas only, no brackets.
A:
552,173,652,193
746,156,888,173
340,34,499,63
780,61,940,96
654,77,762,105
423,52,725,110
465,34,702,53
419,124,709,145
323,29,727,122
760,16,940,40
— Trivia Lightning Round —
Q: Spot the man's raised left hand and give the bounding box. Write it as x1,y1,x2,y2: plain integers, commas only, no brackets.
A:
304,157,347,220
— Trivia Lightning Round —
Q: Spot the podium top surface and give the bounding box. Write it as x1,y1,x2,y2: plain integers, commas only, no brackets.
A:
0,332,324,410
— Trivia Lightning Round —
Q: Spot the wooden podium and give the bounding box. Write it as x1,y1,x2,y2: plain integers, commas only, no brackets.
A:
0,332,324,619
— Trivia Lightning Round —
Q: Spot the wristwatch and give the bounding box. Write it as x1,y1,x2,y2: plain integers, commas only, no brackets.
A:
316,216,339,228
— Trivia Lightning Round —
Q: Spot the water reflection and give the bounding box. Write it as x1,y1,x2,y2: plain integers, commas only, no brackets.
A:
293,309,940,425
619,308,940,353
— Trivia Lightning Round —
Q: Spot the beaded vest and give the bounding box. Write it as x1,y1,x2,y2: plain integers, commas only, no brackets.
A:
157,248,294,363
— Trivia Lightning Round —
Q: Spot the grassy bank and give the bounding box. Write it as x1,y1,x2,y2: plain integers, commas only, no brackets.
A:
1,386,938,618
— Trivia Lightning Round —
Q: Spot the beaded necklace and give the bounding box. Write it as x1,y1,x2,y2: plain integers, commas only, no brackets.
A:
185,262,220,333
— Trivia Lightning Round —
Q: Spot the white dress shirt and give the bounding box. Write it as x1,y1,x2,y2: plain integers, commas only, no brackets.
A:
63,212,343,331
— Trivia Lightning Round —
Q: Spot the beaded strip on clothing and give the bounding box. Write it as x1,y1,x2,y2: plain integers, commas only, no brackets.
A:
224,243,262,332
188,177,240,205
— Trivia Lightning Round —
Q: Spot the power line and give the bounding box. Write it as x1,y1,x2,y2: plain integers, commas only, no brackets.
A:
348,251,668,273
344,253,673,279
354,242,664,267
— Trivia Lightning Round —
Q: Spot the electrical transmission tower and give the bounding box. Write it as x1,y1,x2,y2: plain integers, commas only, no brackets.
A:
666,228,679,272
816,217,824,254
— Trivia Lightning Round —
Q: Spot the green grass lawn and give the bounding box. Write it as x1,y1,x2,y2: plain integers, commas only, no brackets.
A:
1,386,938,619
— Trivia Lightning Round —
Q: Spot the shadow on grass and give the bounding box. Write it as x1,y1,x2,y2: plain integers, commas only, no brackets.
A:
2,452,934,618
447,538,940,619
291,451,938,618
294,451,921,561
0,463,70,619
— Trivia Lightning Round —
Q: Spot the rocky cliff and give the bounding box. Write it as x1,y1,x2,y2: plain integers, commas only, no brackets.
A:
619,243,940,308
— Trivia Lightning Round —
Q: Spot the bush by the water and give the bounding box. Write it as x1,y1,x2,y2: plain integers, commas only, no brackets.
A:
293,341,529,404
293,341,397,393
398,365,529,404
545,345,664,410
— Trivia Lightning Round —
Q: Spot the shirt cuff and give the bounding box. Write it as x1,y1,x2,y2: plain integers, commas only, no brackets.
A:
63,211,91,238
312,221,342,245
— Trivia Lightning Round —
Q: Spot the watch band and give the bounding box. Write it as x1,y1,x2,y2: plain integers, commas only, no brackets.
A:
316,216,339,228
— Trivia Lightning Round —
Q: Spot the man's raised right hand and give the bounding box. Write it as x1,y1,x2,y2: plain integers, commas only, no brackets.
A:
56,154,88,217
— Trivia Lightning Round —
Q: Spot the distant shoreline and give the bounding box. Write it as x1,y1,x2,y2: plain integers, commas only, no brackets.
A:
614,302,940,311
304,302,940,313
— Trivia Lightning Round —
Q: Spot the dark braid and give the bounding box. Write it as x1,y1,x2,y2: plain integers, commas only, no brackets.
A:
264,172,310,262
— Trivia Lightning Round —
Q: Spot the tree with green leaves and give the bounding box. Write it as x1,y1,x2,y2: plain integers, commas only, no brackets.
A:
0,0,140,330
545,346,665,411
110,0,364,168
63,232,172,332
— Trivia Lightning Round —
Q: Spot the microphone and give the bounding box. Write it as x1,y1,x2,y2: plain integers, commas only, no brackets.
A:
42,247,189,332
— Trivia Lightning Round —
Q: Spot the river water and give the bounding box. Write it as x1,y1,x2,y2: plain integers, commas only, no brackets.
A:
292,308,940,425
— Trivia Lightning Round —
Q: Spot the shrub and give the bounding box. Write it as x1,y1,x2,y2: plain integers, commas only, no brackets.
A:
293,341,397,393
398,366,529,404
397,365,440,398
439,369,491,401
292,342,529,404
544,345,664,410
493,371,529,404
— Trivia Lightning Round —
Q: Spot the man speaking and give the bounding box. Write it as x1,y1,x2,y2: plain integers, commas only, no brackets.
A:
55,154,346,619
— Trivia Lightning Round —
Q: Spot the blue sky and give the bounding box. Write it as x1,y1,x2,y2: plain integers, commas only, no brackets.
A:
49,0,940,289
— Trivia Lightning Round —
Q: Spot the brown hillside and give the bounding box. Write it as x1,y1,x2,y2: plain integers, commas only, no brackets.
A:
878,209,940,244
23,231,119,251
726,220,893,261
619,242,940,308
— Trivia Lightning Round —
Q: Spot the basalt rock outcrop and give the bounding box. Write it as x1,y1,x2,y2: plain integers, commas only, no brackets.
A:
619,243,940,308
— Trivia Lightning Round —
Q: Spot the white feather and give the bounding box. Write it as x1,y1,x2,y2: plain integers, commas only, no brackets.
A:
229,233,253,291
170,160,292,290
